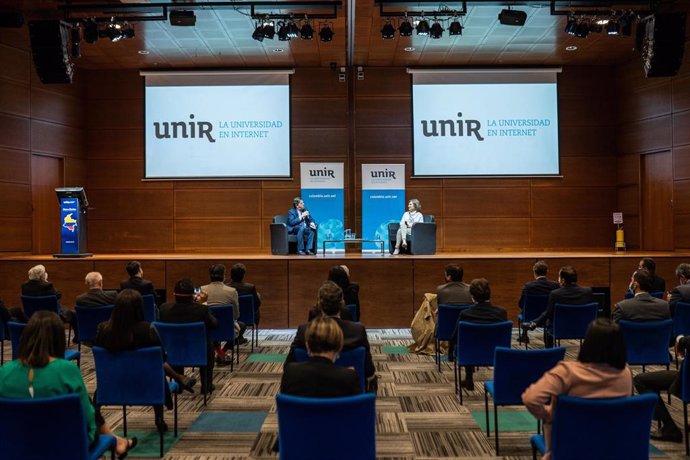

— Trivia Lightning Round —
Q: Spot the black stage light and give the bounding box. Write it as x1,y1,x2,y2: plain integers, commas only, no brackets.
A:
277,22,289,41
564,16,577,35
252,24,264,41
122,24,135,39
589,22,603,33
300,23,313,39
70,26,81,58
498,8,527,26
574,21,589,38
429,21,443,39
398,19,413,37
262,21,275,39
104,22,123,42
619,11,634,36
287,21,299,39
448,20,463,36
319,23,333,42
84,18,98,43
381,21,396,39
606,19,620,35
169,10,196,26
416,19,429,36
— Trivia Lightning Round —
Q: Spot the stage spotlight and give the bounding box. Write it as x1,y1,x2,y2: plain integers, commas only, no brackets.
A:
564,16,577,35
70,25,81,58
498,8,527,26
319,23,333,42
619,11,634,36
122,23,135,39
84,18,98,43
574,21,589,38
252,23,264,41
429,21,443,39
277,21,289,41
416,19,429,36
169,10,196,26
606,18,619,35
398,19,413,37
300,22,313,39
448,19,463,36
262,20,275,39
286,21,299,39
381,21,396,39
589,22,603,33
103,22,123,42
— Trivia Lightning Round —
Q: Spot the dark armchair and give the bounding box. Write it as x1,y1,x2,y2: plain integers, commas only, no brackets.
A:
270,215,318,255
387,214,436,255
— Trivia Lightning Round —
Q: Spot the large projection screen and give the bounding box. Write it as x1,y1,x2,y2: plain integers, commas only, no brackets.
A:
410,68,561,177
142,70,293,179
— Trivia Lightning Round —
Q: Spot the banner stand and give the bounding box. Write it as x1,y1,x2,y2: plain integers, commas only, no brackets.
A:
362,164,405,253
300,163,345,254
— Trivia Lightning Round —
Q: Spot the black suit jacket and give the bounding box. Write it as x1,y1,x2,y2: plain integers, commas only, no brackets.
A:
436,282,473,306
21,279,61,299
669,283,690,317
535,283,594,327
120,277,158,303
612,292,670,322
228,280,261,322
458,301,508,324
280,356,362,397
343,282,360,311
518,277,560,308
286,316,374,378
158,299,218,335
75,289,118,307
94,321,160,352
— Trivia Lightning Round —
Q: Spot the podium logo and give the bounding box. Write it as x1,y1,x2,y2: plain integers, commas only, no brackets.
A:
153,114,216,143
370,169,396,179
420,112,484,141
309,167,335,178
63,213,77,232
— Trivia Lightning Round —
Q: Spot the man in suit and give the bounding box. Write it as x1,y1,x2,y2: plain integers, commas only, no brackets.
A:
640,257,666,293
287,197,317,255
75,272,118,307
524,266,593,348
228,262,261,342
517,260,560,344
668,263,690,317
612,269,670,322
455,278,508,390
201,264,244,364
286,281,376,391
159,278,218,393
120,261,159,304
21,264,76,336
436,264,472,306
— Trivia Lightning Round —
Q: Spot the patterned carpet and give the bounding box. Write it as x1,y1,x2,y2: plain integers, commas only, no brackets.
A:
8,328,690,459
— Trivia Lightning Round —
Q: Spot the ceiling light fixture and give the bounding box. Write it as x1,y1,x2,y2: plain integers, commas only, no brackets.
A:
319,22,334,41
277,21,289,40
381,20,395,39
416,18,429,36
83,18,98,43
448,16,463,36
398,17,413,36
262,19,275,39
70,24,81,57
300,21,314,39
498,7,527,26
252,22,264,41
429,20,443,39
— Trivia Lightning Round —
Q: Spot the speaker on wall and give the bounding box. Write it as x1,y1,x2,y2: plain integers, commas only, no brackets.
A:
642,13,687,78
28,20,74,84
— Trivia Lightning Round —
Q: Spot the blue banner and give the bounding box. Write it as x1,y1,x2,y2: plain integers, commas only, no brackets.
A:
60,197,80,254
300,163,344,253
361,164,405,252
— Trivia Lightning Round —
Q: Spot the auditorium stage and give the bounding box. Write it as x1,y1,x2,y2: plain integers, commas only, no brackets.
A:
1,251,688,328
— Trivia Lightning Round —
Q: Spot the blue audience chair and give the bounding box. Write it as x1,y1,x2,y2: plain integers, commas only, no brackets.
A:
0,393,117,460
530,394,656,460
142,294,158,323
484,346,565,454
517,295,549,349
209,304,238,369
238,294,258,350
93,346,179,458
549,303,598,347
21,294,60,317
679,358,690,455
345,303,359,322
153,321,210,404
435,304,472,372
455,321,513,404
276,393,376,460
0,315,6,365
674,301,690,367
75,304,114,352
8,320,80,365
294,346,366,392
619,319,672,372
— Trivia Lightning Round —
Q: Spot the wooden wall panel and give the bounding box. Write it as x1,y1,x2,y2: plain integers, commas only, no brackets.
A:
64,157,87,188
0,219,32,252
443,218,530,249
673,111,690,146
675,145,690,180
617,81,672,123
89,220,175,253
0,114,30,150
0,44,29,83
534,156,617,187
676,214,690,249
674,74,690,112
531,218,614,248
0,183,31,217
617,116,672,154
86,129,143,159
0,148,31,184
0,79,29,117
559,126,614,157
88,190,173,220
617,154,640,186
532,187,616,217
31,87,84,128
87,159,172,190
31,120,84,157
444,189,530,217
355,127,411,157
174,189,261,219
174,221,262,249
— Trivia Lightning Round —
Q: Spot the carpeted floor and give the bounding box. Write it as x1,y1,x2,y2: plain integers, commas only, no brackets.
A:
9,328,690,459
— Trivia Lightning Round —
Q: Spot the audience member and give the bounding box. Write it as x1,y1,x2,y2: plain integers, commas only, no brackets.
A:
201,264,244,364
0,298,27,333
287,281,376,391
393,198,423,255
0,311,137,457
455,278,507,390
281,316,361,397
518,260,560,307
21,264,76,339
436,264,472,306
522,318,632,459
319,265,359,319
637,257,666,293
612,269,670,322
668,263,690,317
120,261,159,304
228,262,262,335
76,272,117,307
95,289,195,433
287,197,317,255
523,266,593,348
159,278,218,394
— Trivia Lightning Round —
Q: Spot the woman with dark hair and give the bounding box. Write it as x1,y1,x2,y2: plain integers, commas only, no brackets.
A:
522,318,632,460
307,268,355,322
94,289,196,431
0,311,137,458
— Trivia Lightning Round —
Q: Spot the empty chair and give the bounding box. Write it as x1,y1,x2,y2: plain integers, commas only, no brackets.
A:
530,394,656,460
75,304,114,351
93,346,179,457
294,346,366,392
152,321,210,404
209,304,238,370
517,294,549,349
276,393,376,460
435,304,472,371
484,346,565,454
142,294,158,323
238,294,258,350
619,319,673,372
455,321,513,404
549,303,599,347
0,393,117,460
8,320,80,364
